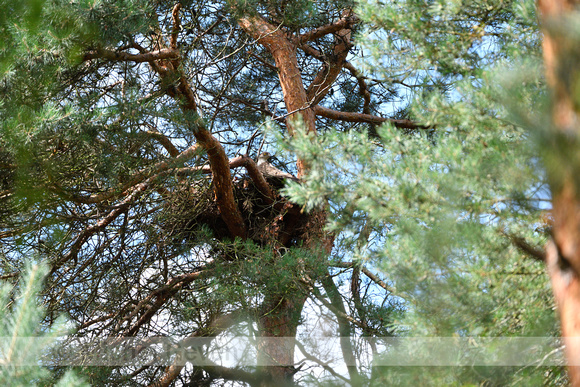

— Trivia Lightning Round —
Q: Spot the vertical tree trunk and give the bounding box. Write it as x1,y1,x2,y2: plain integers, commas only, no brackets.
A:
256,210,333,384
257,294,306,385
538,0,580,383
236,9,355,384
237,13,328,385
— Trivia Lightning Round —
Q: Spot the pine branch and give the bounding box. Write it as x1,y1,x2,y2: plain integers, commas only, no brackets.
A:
298,12,360,44
305,16,353,106
314,105,431,130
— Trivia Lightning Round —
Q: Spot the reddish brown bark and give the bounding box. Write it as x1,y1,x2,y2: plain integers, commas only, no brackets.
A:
238,14,317,178
298,14,358,44
173,155,277,203
538,0,580,131
237,14,354,384
84,6,246,239
84,5,357,385
305,11,356,106
314,105,431,129
538,0,580,384
190,126,246,238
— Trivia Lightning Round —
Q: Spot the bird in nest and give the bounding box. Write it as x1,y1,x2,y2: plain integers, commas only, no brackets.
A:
257,152,299,186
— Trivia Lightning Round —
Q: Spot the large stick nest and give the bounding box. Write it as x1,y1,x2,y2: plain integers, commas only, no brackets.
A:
158,176,312,249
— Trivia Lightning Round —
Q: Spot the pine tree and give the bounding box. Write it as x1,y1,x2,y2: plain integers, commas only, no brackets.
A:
0,0,567,385
0,262,86,386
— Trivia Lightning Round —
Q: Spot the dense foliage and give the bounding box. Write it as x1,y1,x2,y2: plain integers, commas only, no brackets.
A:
0,0,565,385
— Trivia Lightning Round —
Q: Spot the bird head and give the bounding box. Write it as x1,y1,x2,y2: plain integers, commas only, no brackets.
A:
257,151,272,164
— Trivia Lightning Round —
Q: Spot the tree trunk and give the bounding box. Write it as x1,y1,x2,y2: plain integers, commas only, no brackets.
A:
237,12,345,384
538,0,580,383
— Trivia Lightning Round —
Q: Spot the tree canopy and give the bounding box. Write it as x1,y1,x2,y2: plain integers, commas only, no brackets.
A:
0,0,571,385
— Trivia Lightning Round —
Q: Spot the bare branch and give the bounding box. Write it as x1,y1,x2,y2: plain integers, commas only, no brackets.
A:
331,261,395,293
144,128,180,157
298,13,359,44
299,42,325,61
83,48,178,63
170,3,182,50
314,105,431,130
171,155,277,203
305,14,353,106
150,310,247,387
344,62,371,114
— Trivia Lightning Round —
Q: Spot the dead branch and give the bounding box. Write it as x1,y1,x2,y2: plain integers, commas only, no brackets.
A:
144,126,180,157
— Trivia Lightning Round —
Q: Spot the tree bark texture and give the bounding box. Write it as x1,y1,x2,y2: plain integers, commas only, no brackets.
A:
538,0,580,383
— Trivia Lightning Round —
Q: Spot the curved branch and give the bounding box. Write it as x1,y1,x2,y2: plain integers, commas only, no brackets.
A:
298,13,359,44
171,155,277,203
305,12,354,106
143,127,180,157
241,156,277,203
314,105,431,130
321,273,360,383
157,51,246,238
238,13,316,177
344,62,371,115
